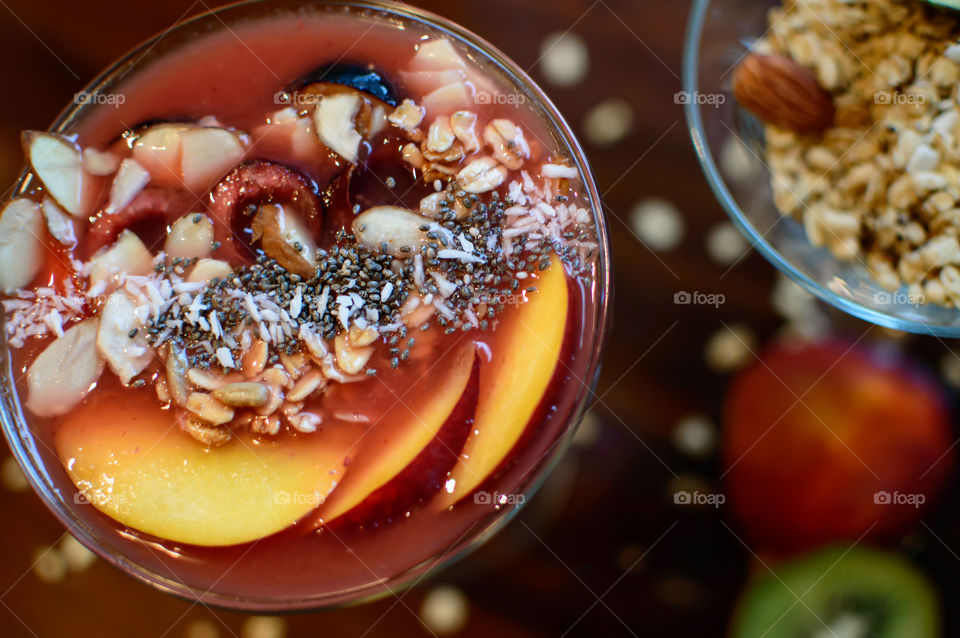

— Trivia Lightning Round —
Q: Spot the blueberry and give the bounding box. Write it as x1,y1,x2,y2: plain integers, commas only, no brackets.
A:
294,63,398,106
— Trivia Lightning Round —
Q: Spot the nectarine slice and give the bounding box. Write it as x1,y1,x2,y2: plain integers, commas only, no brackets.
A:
315,344,477,525
437,257,568,508
56,396,353,546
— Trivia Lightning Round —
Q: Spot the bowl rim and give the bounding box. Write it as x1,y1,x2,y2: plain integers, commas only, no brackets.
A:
0,0,612,612
682,0,960,338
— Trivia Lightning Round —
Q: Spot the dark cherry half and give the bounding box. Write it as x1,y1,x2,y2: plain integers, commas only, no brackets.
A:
291,62,398,106
207,161,323,265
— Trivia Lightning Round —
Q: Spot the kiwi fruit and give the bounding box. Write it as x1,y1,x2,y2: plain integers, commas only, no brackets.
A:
730,545,940,638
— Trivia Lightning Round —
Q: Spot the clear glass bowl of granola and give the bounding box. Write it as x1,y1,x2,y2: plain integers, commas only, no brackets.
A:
684,0,960,336
0,0,610,610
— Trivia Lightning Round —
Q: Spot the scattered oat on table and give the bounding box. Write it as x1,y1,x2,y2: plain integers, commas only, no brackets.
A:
184,619,220,638
705,221,749,266
672,414,717,458
420,585,470,636
242,616,286,638
1,456,28,492
940,352,960,388
630,198,685,251
539,31,589,87
59,534,96,573
32,545,67,584
704,323,756,372
583,99,634,146
572,409,602,449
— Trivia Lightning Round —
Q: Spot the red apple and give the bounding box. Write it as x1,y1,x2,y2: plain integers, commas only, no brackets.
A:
723,339,955,556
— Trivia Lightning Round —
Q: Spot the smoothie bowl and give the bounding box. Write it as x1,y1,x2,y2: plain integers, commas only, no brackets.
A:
0,0,609,610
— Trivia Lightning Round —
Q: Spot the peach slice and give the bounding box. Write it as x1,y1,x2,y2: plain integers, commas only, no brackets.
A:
56,396,354,546
314,344,477,525
437,258,568,508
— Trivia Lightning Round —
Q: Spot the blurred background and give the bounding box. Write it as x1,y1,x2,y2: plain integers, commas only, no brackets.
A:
2,0,960,636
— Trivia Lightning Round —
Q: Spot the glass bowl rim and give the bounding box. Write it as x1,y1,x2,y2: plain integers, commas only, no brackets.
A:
682,0,960,338
1,0,613,612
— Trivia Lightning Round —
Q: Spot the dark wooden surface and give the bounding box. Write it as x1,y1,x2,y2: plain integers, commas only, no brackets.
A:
2,1,954,637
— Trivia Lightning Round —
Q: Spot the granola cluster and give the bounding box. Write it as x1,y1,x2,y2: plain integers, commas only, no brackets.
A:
757,0,960,305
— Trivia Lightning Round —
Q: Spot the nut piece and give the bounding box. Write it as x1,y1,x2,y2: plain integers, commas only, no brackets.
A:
242,339,268,379
334,333,374,374
388,99,426,134
212,382,270,407
456,157,508,193
450,111,480,152
185,392,235,425
483,119,530,170
353,206,430,257
287,411,322,433
287,369,326,403
178,412,232,447
732,54,835,134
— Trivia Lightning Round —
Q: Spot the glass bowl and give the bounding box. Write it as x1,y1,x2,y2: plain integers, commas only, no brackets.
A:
0,0,611,611
683,0,960,336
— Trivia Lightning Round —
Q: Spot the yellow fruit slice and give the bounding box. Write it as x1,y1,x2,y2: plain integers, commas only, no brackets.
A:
316,344,476,524
56,396,352,546
437,257,569,508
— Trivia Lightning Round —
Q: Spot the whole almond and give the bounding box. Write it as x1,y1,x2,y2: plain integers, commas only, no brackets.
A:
732,53,835,134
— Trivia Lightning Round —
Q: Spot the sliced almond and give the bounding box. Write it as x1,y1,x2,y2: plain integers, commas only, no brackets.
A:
313,92,363,163
165,213,214,260
185,392,234,426
132,124,190,185
97,290,152,385
26,319,104,417
82,148,120,176
353,206,429,257
89,230,153,290
456,157,508,193
23,131,92,216
180,127,246,192
187,258,232,283
104,158,150,215
42,197,77,247
0,199,44,294
212,382,270,408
